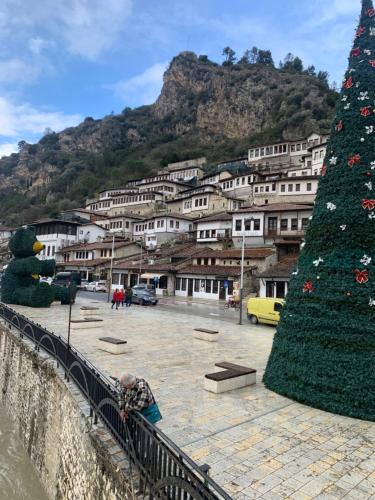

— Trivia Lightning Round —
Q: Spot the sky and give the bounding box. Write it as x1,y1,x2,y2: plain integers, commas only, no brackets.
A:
0,0,363,158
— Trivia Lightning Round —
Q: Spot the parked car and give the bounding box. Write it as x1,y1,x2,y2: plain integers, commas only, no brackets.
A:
51,271,81,288
247,297,284,325
78,280,89,290
132,284,156,295
40,277,53,285
86,281,108,292
131,288,158,306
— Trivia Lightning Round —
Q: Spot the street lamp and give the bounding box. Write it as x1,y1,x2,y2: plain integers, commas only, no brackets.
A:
239,217,254,325
106,233,115,303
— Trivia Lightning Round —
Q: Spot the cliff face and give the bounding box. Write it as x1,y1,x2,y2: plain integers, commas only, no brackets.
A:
0,51,337,224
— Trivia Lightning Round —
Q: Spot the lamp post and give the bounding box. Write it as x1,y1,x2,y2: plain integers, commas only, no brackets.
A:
65,280,74,380
239,217,254,325
107,233,115,303
138,237,143,284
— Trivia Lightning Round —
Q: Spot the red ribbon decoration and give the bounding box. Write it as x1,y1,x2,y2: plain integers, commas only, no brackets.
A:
369,60,375,68
335,120,344,132
368,8,375,17
362,199,375,210
356,26,366,38
348,154,361,167
360,106,371,117
321,165,327,177
353,269,369,284
303,281,314,293
343,76,353,89
351,48,361,57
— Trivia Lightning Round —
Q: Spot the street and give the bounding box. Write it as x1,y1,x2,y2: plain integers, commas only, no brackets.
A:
77,290,247,325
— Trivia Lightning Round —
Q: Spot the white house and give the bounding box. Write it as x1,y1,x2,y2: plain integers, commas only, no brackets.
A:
257,256,298,299
195,212,232,247
132,214,194,249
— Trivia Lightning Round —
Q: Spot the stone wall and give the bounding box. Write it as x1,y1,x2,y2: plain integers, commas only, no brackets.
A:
0,324,133,500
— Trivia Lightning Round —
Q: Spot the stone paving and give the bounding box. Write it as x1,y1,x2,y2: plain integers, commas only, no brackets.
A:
11,297,375,499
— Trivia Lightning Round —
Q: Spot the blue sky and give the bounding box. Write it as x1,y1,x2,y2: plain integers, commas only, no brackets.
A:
0,0,362,157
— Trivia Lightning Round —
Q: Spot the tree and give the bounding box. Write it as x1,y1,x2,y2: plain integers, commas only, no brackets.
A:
257,49,274,66
306,65,316,76
264,0,375,422
249,46,259,64
222,46,236,66
280,53,304,73
17,140,26,152
237,49,251,65
317,70,330,86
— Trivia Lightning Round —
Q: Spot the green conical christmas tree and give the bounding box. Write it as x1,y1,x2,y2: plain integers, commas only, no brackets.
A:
264,0,375,421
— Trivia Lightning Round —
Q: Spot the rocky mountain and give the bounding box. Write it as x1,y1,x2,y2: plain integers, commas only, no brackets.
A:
0,51,338,225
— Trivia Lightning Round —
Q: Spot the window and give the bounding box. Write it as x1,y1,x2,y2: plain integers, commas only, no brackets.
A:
203,198,207,206
176,278,181,290
195,199,199,207
288,184,293,192
272,183,276,191
181,278,187,291
274,302,283,312
253,219,260,231
291,145,296,152
176,221,179,229
194,280,199,292
255,187,259,193
206,280,212,294
296,143,301,151
302,218,309,229
281,184,286,192
236,178,240,185
235,220,242,231
245,219,251,231
295,184,301,192
170,220,174,228
212,281,219,294
268,217,277,230
291,218,298,230
265,186,270,192
242,177,245,185
281,219,288,230
199,231,204,238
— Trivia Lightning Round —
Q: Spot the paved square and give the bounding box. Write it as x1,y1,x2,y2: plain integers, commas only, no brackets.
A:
11,298,375,499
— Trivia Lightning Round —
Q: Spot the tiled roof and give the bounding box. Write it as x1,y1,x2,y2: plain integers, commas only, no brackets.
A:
61,240,138,252
176,265,255,277
114,261,177,272
237,203,313,213
59,258,108,267
257,257,298,278
193,248,275,259
196,212,232,223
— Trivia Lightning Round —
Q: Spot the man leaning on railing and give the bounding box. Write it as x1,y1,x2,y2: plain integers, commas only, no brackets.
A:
116,373,162,425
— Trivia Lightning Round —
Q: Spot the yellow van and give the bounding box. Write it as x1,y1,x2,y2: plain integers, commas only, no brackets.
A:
247,297,284,326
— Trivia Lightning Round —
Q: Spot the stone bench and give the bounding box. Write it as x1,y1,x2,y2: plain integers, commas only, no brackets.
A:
193,328,219,342
204,362,256,394
71,318,103,330
80,306,100,317
96,337,127,355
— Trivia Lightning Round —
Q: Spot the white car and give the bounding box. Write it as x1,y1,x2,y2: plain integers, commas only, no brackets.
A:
86,281,108,292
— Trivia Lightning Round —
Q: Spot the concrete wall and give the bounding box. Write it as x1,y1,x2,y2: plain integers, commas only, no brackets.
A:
0,326,132,500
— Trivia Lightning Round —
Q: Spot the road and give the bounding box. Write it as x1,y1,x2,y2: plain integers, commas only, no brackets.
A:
77,290,247,325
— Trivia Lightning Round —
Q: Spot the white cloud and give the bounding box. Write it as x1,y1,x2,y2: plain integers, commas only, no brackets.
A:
0,58,43,85
0,96,82,139
107,62,167,105
28,37,53,56
0,142,18,159
1,0,133,61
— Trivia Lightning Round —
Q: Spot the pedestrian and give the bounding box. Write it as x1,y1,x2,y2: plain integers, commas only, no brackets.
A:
125,287,133,307
111,288,120,309
117,372,162,424
118,287,125,307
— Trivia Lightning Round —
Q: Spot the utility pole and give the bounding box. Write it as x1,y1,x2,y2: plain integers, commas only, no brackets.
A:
107,233,115,303
239,217,253,325
138,237,143,284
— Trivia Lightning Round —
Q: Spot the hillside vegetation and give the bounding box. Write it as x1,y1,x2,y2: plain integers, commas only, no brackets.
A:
0,51,338,225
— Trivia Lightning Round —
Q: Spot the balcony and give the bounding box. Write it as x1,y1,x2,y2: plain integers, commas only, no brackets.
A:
265,229,306,238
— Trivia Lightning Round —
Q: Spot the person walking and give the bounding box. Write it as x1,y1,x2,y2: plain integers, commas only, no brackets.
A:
118,287,125,307
117,372,162,424
125,287,133,307
111,288,120,309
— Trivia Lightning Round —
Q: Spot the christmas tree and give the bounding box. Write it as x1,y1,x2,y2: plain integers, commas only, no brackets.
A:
264,0,375,422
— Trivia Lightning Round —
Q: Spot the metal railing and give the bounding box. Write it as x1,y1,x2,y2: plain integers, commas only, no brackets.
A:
0,304,231,500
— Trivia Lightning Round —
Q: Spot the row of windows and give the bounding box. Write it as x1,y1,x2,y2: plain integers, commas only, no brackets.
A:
249,143,288,158
41,245,55,257
194,197,208,208
100,249,112,257
112,194,156,205
91,201,111,210
35,224,77,236
140,185,174,193
254,184,277,194
313,149,325,161
235,219,261,231
75,251,90,259
280,182,313,193
267,217,309,231
169,169,197,180
109,221,131,229
176,278,220,294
